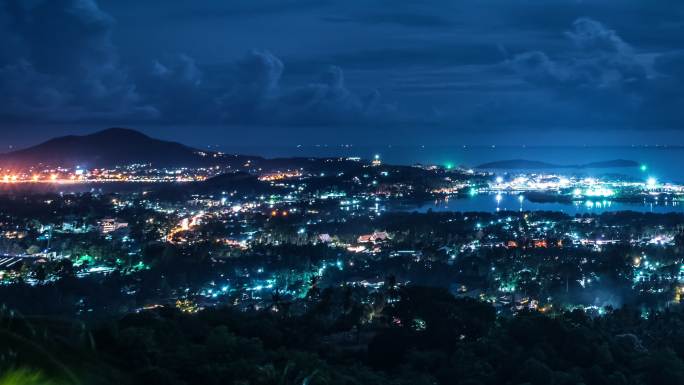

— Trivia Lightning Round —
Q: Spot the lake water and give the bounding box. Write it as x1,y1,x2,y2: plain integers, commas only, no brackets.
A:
401,194,684,214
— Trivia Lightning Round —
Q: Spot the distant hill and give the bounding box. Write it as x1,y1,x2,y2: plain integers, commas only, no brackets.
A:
476,159,638,169
0,128,257,169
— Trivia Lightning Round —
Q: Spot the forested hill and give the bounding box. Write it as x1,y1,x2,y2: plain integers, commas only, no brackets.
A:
1,285,683,385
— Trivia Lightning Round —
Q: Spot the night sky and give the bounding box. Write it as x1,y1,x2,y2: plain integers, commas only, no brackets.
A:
1,0,684,149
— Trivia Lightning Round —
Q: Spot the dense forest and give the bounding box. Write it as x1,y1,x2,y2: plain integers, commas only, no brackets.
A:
2,285,684,385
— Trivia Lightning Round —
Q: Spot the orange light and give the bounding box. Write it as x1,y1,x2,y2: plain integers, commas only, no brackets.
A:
2,175,9,183
50,174,58,182
32,175,40,182
271,210,277,217
282,211,288,216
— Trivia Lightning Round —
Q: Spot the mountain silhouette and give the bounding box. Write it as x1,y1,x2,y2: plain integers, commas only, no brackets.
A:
0,128,242,169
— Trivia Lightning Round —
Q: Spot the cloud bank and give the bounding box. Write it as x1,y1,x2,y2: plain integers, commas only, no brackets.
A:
503,18,684,130
2,0,684,143
0,0,397,128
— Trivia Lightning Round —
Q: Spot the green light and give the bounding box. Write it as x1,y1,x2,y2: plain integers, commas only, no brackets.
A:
445,163,453,170
640,164,647,172
73,254,94,267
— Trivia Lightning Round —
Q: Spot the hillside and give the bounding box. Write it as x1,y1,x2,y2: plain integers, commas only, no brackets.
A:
0,128,242,169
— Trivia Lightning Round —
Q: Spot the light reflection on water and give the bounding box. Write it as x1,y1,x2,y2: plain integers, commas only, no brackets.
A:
402,193,684,214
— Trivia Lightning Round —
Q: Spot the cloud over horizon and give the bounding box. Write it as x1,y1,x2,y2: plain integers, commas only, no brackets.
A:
507,17,684,130
0,0,156,122
0,0,399,130
2,0,684,145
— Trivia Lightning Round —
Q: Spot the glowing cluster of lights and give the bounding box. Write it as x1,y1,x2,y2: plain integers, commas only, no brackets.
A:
583,187,615,198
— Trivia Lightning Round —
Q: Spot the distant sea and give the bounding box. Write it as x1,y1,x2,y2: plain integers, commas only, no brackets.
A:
220,145,684,183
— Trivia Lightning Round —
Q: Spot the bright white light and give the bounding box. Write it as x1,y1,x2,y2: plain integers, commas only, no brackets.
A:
647,177,657,188
573,188,582,197
585,188,614,197
495,193,502,203
495,176,503,184
518,195,524,203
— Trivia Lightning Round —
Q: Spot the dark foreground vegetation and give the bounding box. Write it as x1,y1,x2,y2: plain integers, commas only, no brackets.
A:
2,285,684,385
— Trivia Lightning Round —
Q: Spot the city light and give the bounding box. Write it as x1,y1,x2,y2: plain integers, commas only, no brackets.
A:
2,6,684,382
584,187,614,197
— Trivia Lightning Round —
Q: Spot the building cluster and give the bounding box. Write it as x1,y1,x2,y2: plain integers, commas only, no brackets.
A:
0,156,683,317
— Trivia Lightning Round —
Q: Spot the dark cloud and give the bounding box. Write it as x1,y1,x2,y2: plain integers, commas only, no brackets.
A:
503,18,652,129
266,63,396,126
152,54,202,87
0,0,155,122
221,51,399,126
3,0,684,144
163,0,331,21
510,19,646,91
639,51,684,127
219,50,285,122
323,12,454,28
139,54,211,122
141,50,399,127
565,18,631,54
0,0,401,129
495,16,684,132
285,44,504,74
499,0,684,51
